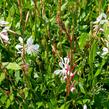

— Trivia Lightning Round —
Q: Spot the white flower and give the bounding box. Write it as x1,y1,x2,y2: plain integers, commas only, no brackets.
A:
26,36,39,55
94,13,108,24
0,20,9,27
102,47,108,56
83,104,87,109
102,41,109,56
0,28,9,43
15,36,39,55
93,13,108,32
54,57,70,76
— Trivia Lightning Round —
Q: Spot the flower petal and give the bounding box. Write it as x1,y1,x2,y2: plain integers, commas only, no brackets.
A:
0,20,9,27
33,44,39,51
70,87,75,92
60,57,64,64
15,44,23,50
70,73,75,80
100,20,108,25
26,44,39,55
0,29,9,42
59,62,64,68
101,13,107,19
15,44,23,54
83,104,87,109
96,15,102,23
27,36,33,46
54,70,62,75
99,28,104,32
61,68,67,75
26,47,32,54
4,26,10,30
102,47,108,56
19,37,23,44
94,13,107,24
64,57,69,64
103,47,108,52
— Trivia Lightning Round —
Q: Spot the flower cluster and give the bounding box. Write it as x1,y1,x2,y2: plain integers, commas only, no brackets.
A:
0,20,10,43
15,36,39,55
54,57,76,93
93,13,108,32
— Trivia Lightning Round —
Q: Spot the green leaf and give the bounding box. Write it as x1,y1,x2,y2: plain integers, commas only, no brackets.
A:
77,100,82,105
79,33,89,50
6,62,21,70
6,99,11,108
15,71,21,83
9,94,14,101
94,69,101,77
79,82,85,94
0,73,5,84
36,102,44,108
59,101,70,109
104,22,109,39
83,99,90,104
61,1,68,11
0,95,7,104
23,88,28,99
88,40,97,68
94,58,107,77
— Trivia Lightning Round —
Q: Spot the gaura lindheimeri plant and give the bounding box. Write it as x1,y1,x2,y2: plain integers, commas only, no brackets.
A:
15,36,39,55
54,56,76,96
93,13,108,32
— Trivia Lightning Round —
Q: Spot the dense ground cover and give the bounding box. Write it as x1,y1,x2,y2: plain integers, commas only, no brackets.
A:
0,0,109,108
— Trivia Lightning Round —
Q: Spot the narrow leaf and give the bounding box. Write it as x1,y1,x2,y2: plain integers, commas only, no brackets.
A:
79,82,85,94
0,73,5,84
89,40,97,67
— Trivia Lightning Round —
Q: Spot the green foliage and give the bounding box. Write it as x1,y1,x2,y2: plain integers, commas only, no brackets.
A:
0,0,109,109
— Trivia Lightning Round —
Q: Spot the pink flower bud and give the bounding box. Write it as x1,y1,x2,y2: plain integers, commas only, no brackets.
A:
70,73,75,80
